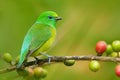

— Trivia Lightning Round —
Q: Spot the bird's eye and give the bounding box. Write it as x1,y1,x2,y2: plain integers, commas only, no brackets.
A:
48,16,53,19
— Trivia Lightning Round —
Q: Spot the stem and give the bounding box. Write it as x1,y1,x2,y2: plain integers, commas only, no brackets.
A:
0,55,120,74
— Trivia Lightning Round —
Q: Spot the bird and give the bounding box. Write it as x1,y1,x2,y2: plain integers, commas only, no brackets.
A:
17,11,62,69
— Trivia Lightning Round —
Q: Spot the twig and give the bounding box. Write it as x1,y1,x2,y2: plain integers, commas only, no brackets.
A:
0,55,120,74
0,66,16,74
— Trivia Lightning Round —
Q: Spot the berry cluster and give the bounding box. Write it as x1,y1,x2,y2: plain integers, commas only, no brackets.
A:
1,40,120,79
2,52,76,80
93,40,120,77
2,53,48,80
64,40,120,75
17,67,47,80
95,40,120,57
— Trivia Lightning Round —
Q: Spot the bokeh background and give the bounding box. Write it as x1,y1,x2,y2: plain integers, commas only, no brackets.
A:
0,0,120,80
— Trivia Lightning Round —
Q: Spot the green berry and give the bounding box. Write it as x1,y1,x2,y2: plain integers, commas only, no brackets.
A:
112,40,120,52
89,60,100,72
106,44,113,56
110,52,118,57
64,60,75,66
27,67,34,77
33,67,44,78
17,67,34,79
17,68,28,77
41,69,48,78
3,53,13,63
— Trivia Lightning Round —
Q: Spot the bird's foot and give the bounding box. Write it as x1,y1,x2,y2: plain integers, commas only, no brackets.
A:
34,57,39,64
48,56,52,64
40,53,52,64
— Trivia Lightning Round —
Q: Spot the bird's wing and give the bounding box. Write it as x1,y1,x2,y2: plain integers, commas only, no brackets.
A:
28,23,52,55
17,23,51,68
21,23,52,57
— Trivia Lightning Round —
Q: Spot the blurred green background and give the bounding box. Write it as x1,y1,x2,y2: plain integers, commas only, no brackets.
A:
1,0,120,80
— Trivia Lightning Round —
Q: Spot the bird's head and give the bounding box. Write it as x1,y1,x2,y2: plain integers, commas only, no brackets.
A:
36,11,62,27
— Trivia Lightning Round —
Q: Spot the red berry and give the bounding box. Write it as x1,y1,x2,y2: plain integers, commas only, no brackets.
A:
115,64,120,77
95,41,107,56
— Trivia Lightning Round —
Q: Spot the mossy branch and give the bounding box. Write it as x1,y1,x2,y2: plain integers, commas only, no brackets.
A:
0,55,120,74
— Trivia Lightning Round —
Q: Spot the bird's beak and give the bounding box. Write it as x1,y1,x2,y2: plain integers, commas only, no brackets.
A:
55,17,62,21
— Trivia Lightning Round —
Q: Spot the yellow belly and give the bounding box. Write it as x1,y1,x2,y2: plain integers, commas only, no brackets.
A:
31,27,56,56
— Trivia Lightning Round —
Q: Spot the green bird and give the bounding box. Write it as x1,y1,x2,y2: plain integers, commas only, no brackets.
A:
17,11,62,68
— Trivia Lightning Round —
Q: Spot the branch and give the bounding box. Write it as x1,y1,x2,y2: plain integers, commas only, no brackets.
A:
0,55,120,74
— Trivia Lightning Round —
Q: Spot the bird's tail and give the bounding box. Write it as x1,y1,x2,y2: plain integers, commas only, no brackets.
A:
17,53,26,69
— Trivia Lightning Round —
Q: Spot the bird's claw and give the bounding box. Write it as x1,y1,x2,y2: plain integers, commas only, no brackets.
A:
40,53,52,64
34,57,39,64
48,56,52,64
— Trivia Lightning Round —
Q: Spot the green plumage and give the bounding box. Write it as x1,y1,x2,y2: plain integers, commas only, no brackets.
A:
17,11,61,68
